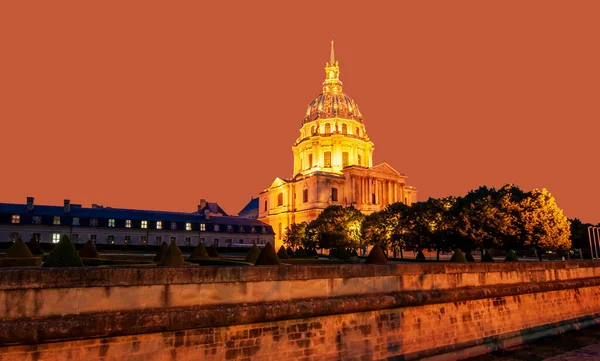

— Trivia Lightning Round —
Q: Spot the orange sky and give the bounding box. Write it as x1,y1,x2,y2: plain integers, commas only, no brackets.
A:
1,1,598,223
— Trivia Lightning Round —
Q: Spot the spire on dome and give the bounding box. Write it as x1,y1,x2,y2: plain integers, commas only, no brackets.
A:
323,37,342,93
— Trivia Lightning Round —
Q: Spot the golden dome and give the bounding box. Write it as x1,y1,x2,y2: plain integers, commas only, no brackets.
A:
303,40,364,124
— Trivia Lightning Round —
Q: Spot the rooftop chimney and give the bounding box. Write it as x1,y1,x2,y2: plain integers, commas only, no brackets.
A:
26,197,34,212
64,199,71,213
204,208,210,220
199,199,207,210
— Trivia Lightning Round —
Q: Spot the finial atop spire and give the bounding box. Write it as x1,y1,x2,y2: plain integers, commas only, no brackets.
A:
330,33,335,64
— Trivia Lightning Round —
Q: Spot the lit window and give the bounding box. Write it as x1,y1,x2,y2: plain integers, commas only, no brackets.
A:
185,237,191,246
72,234,79,243
357,154,362,166
141,236,147,245
52,233,60,243
277,193,283,206
303,189,308,203
11,215,20,224
72,217,80,226
125,220,131,228
155,236,162,245
331,188,338,202
214,225,220,232
227,225,233,232
186,222,192,231
141,220,148,229
342,152,349,168
170,222,177,230
124,236,131,244
32,216,41,224
108,235,115,244
200,224,206,231
324,151,332,167
90,218,98,226
53,216,61,225
156,221,162,229
108,219,115,227
308,154,313,168
170,236,176,243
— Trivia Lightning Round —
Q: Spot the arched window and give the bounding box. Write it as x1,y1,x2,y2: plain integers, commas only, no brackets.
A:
331,188,338,202
277,192,283,206
325,123,331,134
356,127,361,137
342,124,348,134
311,126,316,135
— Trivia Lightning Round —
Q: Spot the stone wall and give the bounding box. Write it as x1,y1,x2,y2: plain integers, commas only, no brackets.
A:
1,262,600,361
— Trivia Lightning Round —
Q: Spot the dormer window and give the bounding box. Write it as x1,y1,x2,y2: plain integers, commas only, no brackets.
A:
200,224,206,231
156,221,163,229
141,220,148,229
170,222,177,230
251,226,256,233
32,216,42,224
227,225,233,232
108,219,115,227
90,218,98,226
186,222,192,231
53,216,61,225
11,215,20,224
239,226,245,233
72,217,80,226
214,224,220,232
125,220,132,228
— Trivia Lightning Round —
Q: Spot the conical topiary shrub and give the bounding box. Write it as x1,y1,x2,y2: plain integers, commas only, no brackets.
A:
482,249,495,262
504,250,519,262
255,242,281,266
336,247,352,260
206,245,219,258
245,244,261,264
365,244,388,264
79,240,100,259
350,249,359,257
159,241,185,266
465,251,475,263
416,249,426,261
450,249,467,263
286,246,294,258
43,235,84,267
6,238,34,259
190,243,210,260
154,242,169,263
277,245,290,259
294,247,308,258
27,237,43,255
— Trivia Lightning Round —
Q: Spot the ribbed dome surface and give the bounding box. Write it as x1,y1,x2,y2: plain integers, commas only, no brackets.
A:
303,92,363,123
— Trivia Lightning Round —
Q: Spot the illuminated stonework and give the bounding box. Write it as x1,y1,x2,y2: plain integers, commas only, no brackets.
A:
259,40,417,247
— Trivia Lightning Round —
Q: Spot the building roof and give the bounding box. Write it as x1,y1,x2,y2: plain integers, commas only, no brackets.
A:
197,202,228,216
238,198,259,214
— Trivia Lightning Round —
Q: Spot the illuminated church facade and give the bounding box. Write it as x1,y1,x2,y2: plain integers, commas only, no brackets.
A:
258,41,417,247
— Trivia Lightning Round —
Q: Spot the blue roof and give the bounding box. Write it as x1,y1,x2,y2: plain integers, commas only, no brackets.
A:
238,198,259,214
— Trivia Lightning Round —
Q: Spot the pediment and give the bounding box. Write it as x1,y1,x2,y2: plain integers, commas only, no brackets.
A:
269,177,290,189
371,163,403,176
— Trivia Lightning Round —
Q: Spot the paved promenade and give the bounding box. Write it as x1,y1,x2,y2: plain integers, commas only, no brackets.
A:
543,342,600,361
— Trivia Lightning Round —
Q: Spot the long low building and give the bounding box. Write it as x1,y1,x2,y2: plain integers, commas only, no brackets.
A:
0,197,274,248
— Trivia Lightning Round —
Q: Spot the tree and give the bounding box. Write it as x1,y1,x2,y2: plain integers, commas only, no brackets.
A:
520,188,571,256
283,222,308,249
405,197,457,259
310,205,365,250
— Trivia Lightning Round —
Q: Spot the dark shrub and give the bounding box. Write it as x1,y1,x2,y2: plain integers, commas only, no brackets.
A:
277,245,290,259
329,248,337,258
206,245,219,258
245,244,261,264
153,242,169,263
159,241,185,266
504,250,519,262
190,243,210,260
416,250,426,261
43,235,84,267
450,249,467,263
6,238,33,259
306,248,318,257
27,237,43,255
255,242,281,266
465,251,475,262
336,247,352,260
365,244,388,264
294,247,308,258
482,249,495,262
79,240,100,259
351,249,359,257
286,246,294,258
